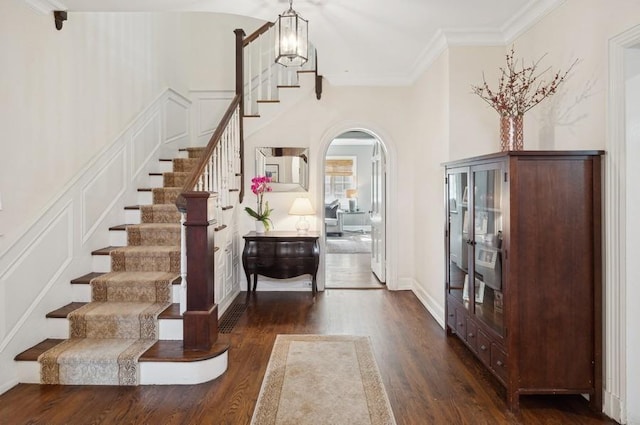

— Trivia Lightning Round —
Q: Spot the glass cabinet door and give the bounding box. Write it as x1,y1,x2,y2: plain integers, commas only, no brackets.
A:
471,165,504,336
446,169,469,310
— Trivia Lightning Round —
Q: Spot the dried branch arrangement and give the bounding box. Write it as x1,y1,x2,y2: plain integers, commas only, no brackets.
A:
472,46,578,116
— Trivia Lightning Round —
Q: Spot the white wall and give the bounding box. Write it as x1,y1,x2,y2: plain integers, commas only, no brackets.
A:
242,83,414,290
625,46,640,425
181,13,264,91
448,46,507,159
511,0,640,151
408,50,449,323
0,4,187,252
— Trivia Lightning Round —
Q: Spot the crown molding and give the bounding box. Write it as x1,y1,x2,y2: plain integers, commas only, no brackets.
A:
405,0,565,85
25,0,67,14
501,0,566,44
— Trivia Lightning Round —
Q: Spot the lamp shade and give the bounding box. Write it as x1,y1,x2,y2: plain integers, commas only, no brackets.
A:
289,197,315,215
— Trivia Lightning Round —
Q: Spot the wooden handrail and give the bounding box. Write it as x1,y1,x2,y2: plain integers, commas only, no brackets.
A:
243,22,274,47
175,94,241,212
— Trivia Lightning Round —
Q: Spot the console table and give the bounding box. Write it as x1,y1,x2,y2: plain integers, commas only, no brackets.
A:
242,231,320,293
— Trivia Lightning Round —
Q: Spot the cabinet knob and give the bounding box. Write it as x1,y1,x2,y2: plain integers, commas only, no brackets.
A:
468,333,474,338
458,322,464,327
496,360,504,367
480,345,487,351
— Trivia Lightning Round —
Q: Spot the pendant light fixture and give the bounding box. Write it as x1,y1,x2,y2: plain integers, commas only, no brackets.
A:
275,0,308,67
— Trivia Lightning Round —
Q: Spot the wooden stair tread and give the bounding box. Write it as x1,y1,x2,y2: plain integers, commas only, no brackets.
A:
140,339,229,363
124,205,141,210
245,114,260,118
47,302,179,319
214,225,227,232
149,172,163,176
70,272,105,284
91,246,123,255
257,99,280,103
158,303,181,319
221,206,233,211
15,338,229,363
109,224,128,231
15,339,64,361
137,188,152,192
277,85,301,88
46,302,87,318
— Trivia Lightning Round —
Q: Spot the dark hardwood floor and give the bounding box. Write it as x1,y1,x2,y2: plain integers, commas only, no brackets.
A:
0,290,616,425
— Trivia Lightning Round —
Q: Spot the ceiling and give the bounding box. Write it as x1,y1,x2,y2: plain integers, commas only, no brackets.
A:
52,0,563,86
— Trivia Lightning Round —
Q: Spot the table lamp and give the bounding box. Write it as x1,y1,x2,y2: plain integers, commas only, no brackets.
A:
346,189,358,212
288,197,315,233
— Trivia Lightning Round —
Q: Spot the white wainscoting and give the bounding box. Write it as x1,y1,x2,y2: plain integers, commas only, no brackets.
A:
189,90,235,146
0,88,191,395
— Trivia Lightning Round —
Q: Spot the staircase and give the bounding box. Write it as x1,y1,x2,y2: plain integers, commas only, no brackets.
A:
12,24,321,387
15,147,230,385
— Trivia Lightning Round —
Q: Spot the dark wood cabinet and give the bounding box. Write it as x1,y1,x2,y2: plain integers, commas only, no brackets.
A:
242,231,320,293
443,151,603,411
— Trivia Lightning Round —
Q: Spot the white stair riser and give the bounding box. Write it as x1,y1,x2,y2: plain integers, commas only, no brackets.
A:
125,209,141,224
72,283,181,302
72,284,92,302
16,362,39,384
16,350,227,385
158,161,173,173
109,230,127,246
46,317,183,340
159,319,182,340
137,191,153,205
92,255,111,273
140,352,228,385
149,175,163,188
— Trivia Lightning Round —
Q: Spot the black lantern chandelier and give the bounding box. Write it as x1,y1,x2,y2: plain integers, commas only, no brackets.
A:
275,0,308,67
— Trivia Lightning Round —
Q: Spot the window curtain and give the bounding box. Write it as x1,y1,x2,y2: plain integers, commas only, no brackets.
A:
325,159,354,176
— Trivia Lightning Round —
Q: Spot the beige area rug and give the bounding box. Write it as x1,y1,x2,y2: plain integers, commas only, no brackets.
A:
37,151,202,386
251,335,397,425
326,232,372,254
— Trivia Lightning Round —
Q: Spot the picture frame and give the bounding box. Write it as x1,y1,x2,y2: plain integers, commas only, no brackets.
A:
265,164,279,183
475,246,498,269
463,275,485,304
474,211,489,235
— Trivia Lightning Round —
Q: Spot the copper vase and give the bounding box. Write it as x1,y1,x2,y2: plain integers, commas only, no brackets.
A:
500,115,524,151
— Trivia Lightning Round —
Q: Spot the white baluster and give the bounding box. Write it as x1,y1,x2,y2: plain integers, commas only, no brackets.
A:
258,32,263,102
180,212,187,315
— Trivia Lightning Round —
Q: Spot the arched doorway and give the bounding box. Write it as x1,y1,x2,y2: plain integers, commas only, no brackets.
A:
321,130,388,289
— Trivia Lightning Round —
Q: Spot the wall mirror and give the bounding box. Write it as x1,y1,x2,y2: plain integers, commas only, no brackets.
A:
256,147,309,192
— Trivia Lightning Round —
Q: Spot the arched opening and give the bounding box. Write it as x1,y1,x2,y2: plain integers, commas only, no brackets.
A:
320,129,389,289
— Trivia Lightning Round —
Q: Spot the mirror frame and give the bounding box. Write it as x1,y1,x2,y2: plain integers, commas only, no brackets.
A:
255,147,309,192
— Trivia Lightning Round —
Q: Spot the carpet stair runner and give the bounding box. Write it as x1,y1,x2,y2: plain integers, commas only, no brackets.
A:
37,149,203,385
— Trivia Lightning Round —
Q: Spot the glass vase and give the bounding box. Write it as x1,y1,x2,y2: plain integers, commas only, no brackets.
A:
500,115,524,151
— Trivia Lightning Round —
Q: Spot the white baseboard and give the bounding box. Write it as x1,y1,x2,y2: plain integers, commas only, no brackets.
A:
411,281,445,329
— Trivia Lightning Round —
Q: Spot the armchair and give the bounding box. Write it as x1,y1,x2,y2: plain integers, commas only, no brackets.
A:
324,200,344,236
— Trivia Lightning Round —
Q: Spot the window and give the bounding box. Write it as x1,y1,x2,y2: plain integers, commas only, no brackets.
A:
325,156,357,207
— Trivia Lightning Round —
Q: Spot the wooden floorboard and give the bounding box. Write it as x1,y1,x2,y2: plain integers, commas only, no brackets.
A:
325,252,386,289
0,290,617,425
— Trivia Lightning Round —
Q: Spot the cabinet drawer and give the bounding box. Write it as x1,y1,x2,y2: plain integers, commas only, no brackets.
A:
491,345,508,383
465,319,478,353
455,308,467,339
476,330,491,367
446,299,456,331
